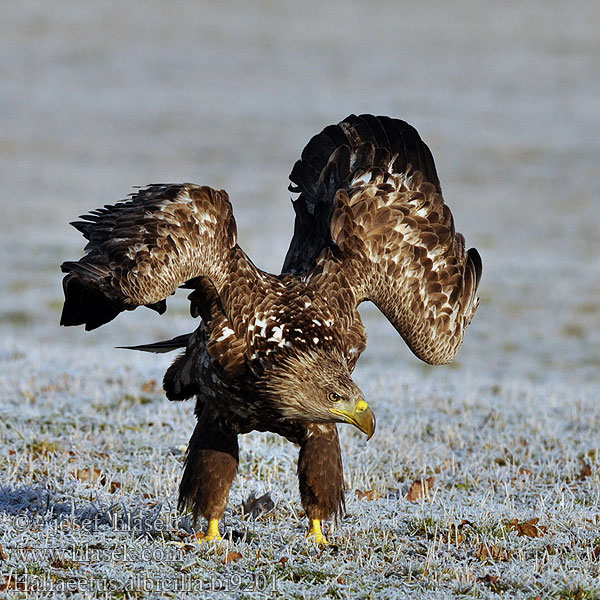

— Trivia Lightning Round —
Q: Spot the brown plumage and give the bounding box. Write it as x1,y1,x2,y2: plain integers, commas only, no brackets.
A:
60,114,482,541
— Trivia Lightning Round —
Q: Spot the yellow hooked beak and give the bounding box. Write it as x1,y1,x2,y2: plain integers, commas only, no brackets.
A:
330,399,376,440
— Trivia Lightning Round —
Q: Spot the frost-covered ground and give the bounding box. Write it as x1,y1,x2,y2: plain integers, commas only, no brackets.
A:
1,1,599,598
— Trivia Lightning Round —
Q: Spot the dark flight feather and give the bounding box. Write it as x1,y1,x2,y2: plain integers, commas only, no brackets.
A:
118,334,191,354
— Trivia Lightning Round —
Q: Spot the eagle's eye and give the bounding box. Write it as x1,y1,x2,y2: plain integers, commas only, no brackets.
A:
328,392,343,402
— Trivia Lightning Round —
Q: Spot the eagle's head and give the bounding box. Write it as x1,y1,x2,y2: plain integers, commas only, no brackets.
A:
264,347,376,439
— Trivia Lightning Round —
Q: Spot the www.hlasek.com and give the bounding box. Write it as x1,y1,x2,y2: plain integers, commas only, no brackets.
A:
4,571,278,594
13,543,188,564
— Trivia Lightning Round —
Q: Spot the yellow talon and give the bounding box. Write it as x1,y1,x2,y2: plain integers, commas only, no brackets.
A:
204,518,222,541
189,518,222,543
307,519,328,545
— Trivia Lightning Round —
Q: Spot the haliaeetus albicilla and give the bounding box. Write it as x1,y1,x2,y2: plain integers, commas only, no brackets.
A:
60,115,482,544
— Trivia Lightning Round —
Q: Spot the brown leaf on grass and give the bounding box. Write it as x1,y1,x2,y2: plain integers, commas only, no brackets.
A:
579,463,592,480
223,551,243,564
27,440,61,457
1,575,27,592
511,466,534,482
475,542,512,562
446,521,472,545
356,489,383,501
406,477,435,501
0,544,7,560
141,379,157,393
446,528,465,545
508,517,547,538
279,556,289,565
74,466,119,492
74,467,106,485
337,577,347,585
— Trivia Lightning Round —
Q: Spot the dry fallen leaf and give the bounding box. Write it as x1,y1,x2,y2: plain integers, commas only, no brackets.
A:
356,489,383,501
0,544,7,560
279,556,289,566
223,551,243,564
406,477,434,502
511,466,534,482
475,542,512,562
446,528,465,545
1,575,27,592
141,379,157,393
579,463,592,480
446,520,472,545
508,517,547,538
75,467,105,485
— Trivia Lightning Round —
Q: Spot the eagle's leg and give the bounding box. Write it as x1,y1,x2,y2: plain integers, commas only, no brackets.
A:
179,402,239,542
297,424,345,545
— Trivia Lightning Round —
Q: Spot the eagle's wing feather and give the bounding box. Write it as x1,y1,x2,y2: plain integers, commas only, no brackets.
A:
61,184,238,330
283,114,481,365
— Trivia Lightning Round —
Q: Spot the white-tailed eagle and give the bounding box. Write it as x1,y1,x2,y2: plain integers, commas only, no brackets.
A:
61,114,482,543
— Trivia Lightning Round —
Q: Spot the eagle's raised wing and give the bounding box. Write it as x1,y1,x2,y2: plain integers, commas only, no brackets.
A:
61,184,238,330
283,114,482,365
